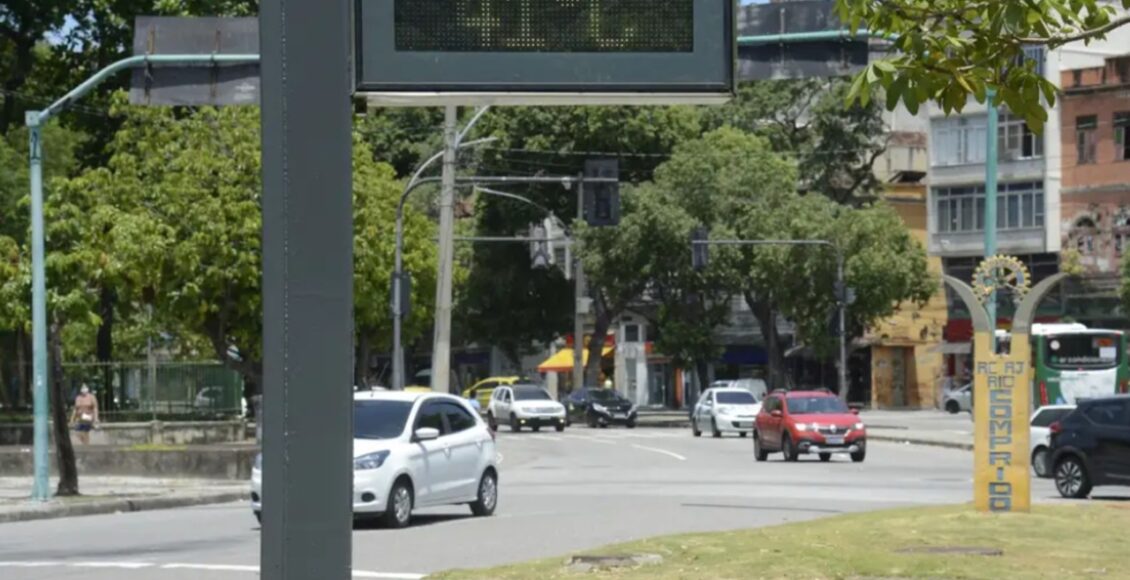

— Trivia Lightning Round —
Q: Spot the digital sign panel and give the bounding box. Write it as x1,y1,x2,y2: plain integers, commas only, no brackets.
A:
355,0,734,104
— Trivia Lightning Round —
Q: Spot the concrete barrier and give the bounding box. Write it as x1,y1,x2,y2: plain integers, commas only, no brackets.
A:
0,420,248,446
0,445,258,480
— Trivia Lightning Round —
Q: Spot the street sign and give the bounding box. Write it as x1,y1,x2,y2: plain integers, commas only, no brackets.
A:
355,0,735,105
130,17,260,106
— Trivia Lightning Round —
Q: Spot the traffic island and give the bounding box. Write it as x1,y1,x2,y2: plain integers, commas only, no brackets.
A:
429,504,1130,579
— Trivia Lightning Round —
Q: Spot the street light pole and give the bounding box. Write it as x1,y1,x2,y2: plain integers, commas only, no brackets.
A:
23,53,259,502
573,173,586,393
985,88,1000,351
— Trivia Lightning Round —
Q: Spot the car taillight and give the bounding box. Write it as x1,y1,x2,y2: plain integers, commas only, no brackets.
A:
1121,379,1129,394
1049,421,1062,436
1039,382,1049,406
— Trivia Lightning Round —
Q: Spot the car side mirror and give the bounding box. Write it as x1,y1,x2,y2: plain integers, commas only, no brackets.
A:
414,427,440,442
771,410,783,418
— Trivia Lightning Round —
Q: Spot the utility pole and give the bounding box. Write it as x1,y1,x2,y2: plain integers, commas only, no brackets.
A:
985,88,999,350
573,173,586,392
432,106,459,393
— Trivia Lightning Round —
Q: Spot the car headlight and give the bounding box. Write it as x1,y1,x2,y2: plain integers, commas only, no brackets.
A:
593,403,608,413
254,453,262,471
353,450,390,471
854,422,865,431
796,423,808,431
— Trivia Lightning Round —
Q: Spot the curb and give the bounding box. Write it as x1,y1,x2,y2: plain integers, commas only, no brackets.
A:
0,490,249,524
868,433,973,451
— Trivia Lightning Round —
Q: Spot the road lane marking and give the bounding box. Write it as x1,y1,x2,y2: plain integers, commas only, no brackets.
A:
161,563,260,572
496,451,505,465
0,562,61,567
630,444,687,461
72,562,154,569
571,436,616,445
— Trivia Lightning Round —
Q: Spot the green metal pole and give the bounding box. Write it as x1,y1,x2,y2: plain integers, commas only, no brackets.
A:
27,113,49,502
985,88,999,350
736,29,892,45
26,53,259,501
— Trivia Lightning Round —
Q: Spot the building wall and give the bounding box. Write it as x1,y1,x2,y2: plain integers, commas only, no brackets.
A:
865,184,949,408
1059,56,1130,278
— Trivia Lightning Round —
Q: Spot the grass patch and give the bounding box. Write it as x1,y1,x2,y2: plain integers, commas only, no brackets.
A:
126,443,188,452
432,504,1129,579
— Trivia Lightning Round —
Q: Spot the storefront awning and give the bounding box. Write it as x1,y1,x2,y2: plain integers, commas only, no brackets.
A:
537,347,614,373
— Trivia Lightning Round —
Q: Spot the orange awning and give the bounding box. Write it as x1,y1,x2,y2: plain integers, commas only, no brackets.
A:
537,347,614,373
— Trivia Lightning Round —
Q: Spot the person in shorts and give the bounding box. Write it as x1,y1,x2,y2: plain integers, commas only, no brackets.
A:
71,384,99,444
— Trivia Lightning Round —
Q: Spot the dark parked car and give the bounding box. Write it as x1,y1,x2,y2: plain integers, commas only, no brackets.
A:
563,388,637,428
1050,395,1130,499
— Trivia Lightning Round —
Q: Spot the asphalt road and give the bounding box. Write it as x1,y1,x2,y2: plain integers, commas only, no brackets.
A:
0,426,1069,579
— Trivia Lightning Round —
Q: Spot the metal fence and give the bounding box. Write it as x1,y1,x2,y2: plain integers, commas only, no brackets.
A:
54,361,245,421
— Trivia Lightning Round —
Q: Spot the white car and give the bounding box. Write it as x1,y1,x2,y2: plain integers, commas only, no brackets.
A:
251,391,498,528
692,387,762,438
943,384,972,414
1029,404,1075,478
486,384,567,432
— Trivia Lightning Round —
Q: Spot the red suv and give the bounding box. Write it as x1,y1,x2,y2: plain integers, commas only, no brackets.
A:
754,390,866,463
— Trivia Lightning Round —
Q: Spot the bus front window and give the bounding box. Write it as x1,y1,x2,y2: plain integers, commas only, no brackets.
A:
1046,334,1121,370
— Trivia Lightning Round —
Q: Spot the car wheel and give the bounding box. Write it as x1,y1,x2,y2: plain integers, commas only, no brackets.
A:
469,470,498,517
740,431,748,438
1055,455,1092,499
486,413,497,432
626,419,636,429
819,453,832,462
753,432,768,462
945,400,960,414
851,448,866,463
381,480,413,529
711,418,722,438
555,424,565,432
510,414,521,433
587,414,598,428
782,434,798,462
532,425,541,432
1032,447,1051,478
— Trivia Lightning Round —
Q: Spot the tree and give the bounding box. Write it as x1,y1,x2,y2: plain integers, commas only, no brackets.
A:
459,105,702,366
0,0,70,134
702,79,888,206
837,0,1130,130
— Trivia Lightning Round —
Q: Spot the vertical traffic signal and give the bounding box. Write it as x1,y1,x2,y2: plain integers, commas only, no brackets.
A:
583,159,620,227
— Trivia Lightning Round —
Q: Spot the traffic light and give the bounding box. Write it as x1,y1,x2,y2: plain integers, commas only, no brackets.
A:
583,159,620,227
530,223,550,269
691,226,710,271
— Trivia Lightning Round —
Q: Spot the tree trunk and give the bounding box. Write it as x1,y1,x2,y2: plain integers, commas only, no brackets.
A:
354,332,371,388
49,321,80,496
584,308,613,389
746,292,787,392
692,359,710,408
96,285,116,410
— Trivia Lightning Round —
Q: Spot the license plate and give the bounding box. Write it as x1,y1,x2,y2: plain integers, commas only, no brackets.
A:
826,436,844,446
613,413,626,419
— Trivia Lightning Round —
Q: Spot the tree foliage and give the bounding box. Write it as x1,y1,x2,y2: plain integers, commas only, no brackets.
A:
837,0,1130,130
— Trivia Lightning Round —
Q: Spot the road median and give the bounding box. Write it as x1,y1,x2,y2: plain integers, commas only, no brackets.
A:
429,504,1130,579
0,489,249,524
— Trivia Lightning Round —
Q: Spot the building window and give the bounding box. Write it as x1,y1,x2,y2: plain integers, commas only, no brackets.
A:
1073,218,1098,255
932,116,987,166
999,113,1042,160
1116,112,1130,162
625,324,640,343
1077,115,1098,164
1073,70,1083,87
935,182,1044,233
1021,46,1046,77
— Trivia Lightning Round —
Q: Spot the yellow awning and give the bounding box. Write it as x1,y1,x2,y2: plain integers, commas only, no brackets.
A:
537,347,614,373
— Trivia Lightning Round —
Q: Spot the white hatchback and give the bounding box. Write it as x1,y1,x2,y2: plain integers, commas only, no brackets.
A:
251,391,499,528
692,387,762,438
1029,404,1075,478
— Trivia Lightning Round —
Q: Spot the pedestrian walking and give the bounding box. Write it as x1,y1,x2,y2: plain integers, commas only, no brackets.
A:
71,384,99,445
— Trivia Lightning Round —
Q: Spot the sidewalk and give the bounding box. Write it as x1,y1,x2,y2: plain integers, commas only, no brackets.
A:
637,408,975,450
0,476,249,524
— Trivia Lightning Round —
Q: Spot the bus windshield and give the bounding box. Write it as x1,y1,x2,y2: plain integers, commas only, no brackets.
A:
1045,334,1121,370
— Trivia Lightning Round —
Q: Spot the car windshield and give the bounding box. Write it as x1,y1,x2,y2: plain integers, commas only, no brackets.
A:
786,396,849,415
716,391,757,404
354,400,413,440
590,389,624,402
513,386,552,401
1045,333,1121,370
1032,407,1074,427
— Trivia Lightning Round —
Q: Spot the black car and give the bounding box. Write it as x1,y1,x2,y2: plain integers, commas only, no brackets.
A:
564,388,637,428
1050,395,1130,499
